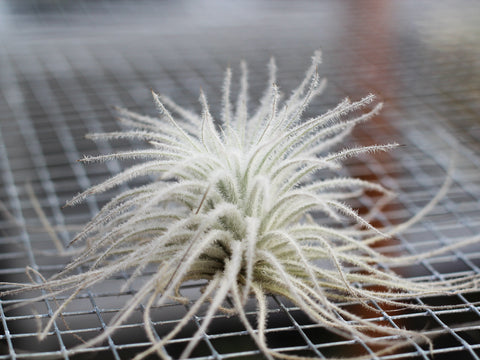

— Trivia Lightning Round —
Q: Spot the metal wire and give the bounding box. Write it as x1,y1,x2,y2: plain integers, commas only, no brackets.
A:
1,1,480,359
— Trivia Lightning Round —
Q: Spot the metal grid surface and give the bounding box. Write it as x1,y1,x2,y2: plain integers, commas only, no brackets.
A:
1,1,480,359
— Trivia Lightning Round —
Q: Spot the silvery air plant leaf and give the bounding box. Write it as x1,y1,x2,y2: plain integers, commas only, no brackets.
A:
4,51,480,360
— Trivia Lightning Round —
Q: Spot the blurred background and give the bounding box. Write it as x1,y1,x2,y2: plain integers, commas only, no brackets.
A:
1,1,480,359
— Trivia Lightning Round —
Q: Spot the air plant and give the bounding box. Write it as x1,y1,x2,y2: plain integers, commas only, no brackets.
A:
3,51,480,360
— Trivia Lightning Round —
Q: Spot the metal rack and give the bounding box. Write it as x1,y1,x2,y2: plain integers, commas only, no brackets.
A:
1,1,480,359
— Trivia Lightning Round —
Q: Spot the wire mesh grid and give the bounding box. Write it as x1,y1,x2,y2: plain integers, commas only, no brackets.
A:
1,1,480,359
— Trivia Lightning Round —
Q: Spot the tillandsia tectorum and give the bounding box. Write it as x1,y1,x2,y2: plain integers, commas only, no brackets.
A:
3,51,480,360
